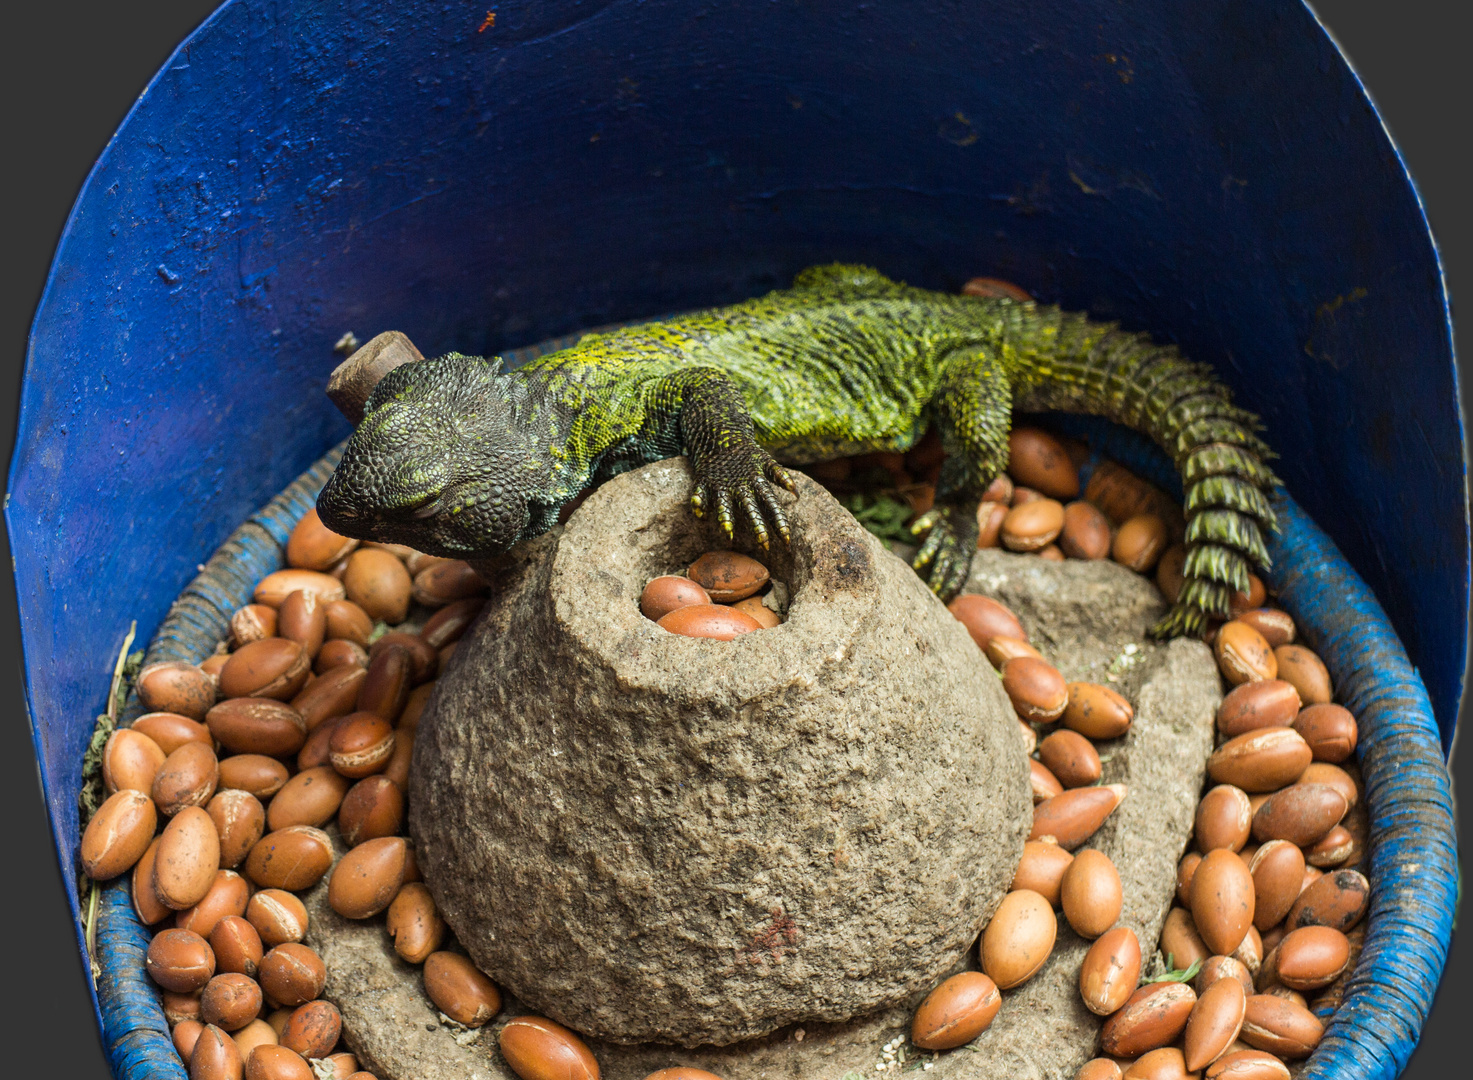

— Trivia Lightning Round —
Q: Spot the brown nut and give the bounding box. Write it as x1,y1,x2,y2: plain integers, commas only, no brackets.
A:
245,1045,312,1080
277,590,328,662
644,1071,724,1080
244,827,334,891
323,1053,361,1080
1195,955,1255,999
138,661,218,721
217,755,290,800
1010,839,1074,907
1249,841,1307,931
1040,543,1068,561
314,639,370,675
498,1015,600,1080
1001,498,1066,552
1177,853,1203,907
1076,1061,1123,1080
419,597,486,649
411,559,490,606
685,551,769,602
1122,1048,1191,1080
983,634,1044,670
1272,646,1332,706
102,727,167,796
1292,704,1358,763
1274,926,1350,990
962,276,1033,302
246,890,309,947
657,603,764,640
268,766,353,831
1205,1050,1292,1079
1300,762,1360,808
1216,681,1302,738
1029,759,1064,804
1160,907,1211,972
1191,850,1256,958
1100,981,1197,1057
1079,925,1141,1016
1286,869,1369,933
1063,683,1134,739
980,888,1056,989
147,927,217,993
1237,609,1296,649
1156,543,1187,604
81,788,157,880
1039,729,1102,788
280,1000,341,1059
386,882,446,964
356,647,413,723
132,839,171,924
1207,729,1311,792
1030,784,1127,850
297,716,345,772
1017,718,1038,755
1058,500,1111,560
287,508,359,571
207,698,307,757
910,970,1001,1049
133,712,213,755
1183,974,1247,1071
1006,428,1079,499
328,836,408,918
255,570,348,611
207,790,266,870
1003,656,1069,722
947,594,1026,648
174,869,250,937
423,951,504,1027
1111,514,1168,572
974,500,1008,549
1215,622,1278,685
200,653,231,680
398,682,435,734
729,596,783,628
369,632,439,685
338,775,405,846
1251,783,1348,847
1060,848,1122,940
1195,785,1253,853
1239,995,1323,1058
219,640,311,702
163,989,204,1026
210,915,264,978
382,725,416,792
330,712,397,778
258,943,327,1008
153,741,221,817
173,1018,205,1061
200,972,263,1032
291,664,367,733
190,1023,244,1080
231,605,278,652
341,548,413,623
324,599,375,646
1233,924,1265,977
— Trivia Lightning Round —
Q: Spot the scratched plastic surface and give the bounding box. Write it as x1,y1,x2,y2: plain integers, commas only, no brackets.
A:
6,0,1462,1076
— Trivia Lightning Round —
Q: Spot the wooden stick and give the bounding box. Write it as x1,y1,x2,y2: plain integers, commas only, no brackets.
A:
327,331,425,425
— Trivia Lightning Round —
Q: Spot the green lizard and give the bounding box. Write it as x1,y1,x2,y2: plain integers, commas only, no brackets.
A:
317,264,1277,637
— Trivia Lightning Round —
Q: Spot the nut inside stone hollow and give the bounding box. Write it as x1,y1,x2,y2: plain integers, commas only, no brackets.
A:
408,458,1032,1046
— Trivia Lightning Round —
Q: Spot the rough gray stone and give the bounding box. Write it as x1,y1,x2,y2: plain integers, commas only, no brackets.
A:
307,538,1221,1080
409,460,1032,1046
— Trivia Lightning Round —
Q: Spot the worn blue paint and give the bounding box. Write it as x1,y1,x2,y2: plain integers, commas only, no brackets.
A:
7,0,1462,1075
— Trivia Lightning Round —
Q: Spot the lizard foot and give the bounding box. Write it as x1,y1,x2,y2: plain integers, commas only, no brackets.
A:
689,450,798,550
909,504,979,601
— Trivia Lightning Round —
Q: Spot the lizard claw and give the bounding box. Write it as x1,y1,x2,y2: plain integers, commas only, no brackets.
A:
908,504,978,602
690,448,796,549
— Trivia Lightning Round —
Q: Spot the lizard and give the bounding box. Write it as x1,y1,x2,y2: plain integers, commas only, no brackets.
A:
316,263,1278,637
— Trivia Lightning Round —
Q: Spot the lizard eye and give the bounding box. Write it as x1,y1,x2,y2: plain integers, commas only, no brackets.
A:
411,493,446,519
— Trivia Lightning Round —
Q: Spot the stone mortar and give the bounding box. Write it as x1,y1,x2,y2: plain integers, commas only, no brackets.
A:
408,460,1031,1045
306,539,1221,1079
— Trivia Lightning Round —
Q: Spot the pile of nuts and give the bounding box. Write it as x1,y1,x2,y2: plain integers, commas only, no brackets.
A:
640,551,782,639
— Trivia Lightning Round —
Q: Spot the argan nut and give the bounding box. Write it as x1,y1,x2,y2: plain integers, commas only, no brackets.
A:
297,716,345,771
356,647,412,723
657,604,764,639
1100,982,1197,1057
1239,995,1323,1058
948,594,1026,648
1177,853,1203,907
405,550,451,576
277,590,328,662
963,276,1033,301
369,632,439,685
1077,1061,1124,1080
910,970,1002,1049
1010,839,1074,907
147,928,216,993
1059,501,1111,560
1079,925,1141,1015
730,596,783,628
102,728,167,795
1007,428,1079,498
1274,926,1350,990
1237,609,1296,649
206,790,265,870
1292,704,1358,763
1111,514,1168,572
245,1045,311,1080
1195,785,1253,853
268,766,352,831
1060,849,1122,939
324,1053,361,1080
1216,681,1302,738
420,597,486,649
398,682,435,734
1207,729,1311,792
1017,718,1037,754
1215,622,1277,685
190,1023,243,1080
207,698,307,757
133,839,171,924
638,576,711,623
328,835,408,918
1030,785,1127,850
1003,656,1069,722
133,712,213,755
244,827,334,891
644,1071,724,1080
324,600,375,646
1286,869,1369,933
291,665,367,732
1300,762,1359,808
175,869,250,936
287,508,359,571
1183,975,1247,1071
1160,907,1210,972
686,551,770,602
983,635,1044,670
1121,1048,1190,1079
82,788,158,879
280,1000,341,1059
217,755,290,800
138,661,218,720
382,725,416,792
424,951,504,1027
219,640,311,702
315,639,369,675
976,501,1009,548
1273,646,1331,706
411,559,489,606
210,916,264,978
1030,759,1064,804
1251,784,1348,847
1191,850,1256,957
1042,545,1067,562
199,972,263,1032
338,775,405,846
1039,729,1102,788
200,653,231,680
1156,543,1187,604
1205,1049,1292,1079
1249,841,1307,931
1228,573,1268,615
1196,955,1255,999
246,890,309,947
174,1019,204,1062
231,605,279,650
163,989,204,1026
386,882,446,964
499,1015,600,1080
258,943,327,1007
980,888,1056,988
1234,925,1265,977
330,713,397,778
340,548,413,623
1001,498,1066,552
1063,683,1134,739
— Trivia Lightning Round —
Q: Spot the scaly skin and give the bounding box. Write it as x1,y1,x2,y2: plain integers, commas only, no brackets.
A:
317,264,1277,637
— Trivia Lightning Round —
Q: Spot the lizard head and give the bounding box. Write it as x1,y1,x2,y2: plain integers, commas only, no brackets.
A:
317,355,531,559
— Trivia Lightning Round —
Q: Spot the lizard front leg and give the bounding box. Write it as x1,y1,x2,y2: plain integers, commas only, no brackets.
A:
911,348,1014,599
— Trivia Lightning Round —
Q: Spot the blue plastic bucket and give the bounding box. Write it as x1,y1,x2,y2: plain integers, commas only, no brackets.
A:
8,1,1461,1077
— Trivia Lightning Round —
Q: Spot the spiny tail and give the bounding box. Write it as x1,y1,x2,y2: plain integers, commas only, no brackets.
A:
989,300,1279,638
